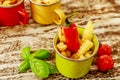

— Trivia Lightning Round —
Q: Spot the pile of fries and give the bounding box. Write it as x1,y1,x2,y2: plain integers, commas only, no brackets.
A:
0,0,20,5
57,21,94,60
33,0,57,4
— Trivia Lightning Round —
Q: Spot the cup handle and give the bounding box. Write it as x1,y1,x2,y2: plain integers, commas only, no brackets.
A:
53,9,66,25
18,9,29,25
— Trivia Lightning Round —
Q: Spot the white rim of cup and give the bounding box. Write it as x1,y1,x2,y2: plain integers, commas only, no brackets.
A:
0,0,23,8
29,0,60,6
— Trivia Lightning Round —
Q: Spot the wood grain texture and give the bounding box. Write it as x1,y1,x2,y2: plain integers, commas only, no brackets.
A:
0,0,120,80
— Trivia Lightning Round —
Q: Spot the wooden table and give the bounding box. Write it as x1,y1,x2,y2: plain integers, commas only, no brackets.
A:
0,0,120,80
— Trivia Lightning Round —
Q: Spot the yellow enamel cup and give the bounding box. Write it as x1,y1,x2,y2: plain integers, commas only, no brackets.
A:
29,0,66,25
53,27,99,78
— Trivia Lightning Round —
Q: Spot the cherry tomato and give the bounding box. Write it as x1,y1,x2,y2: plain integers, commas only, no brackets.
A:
96,55,114,71
97,44,112,56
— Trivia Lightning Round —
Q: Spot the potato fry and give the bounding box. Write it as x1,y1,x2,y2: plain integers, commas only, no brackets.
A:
0,0,5,2
10,0,17,4
82,21,94,43
33,0,57,4
71,52,80,59
61,51,67,57
61,50,72,58
65,50,72,58
79,54,85,60
58,28,66,43
2,0,11,5
78,40,93,56
35,0,42,4
0,0,19,5
17,0,21,2
41,0,49,4
84,51,92,58
0,2,2,5
48,0,57,4
57,42,67,52
61,35,66,43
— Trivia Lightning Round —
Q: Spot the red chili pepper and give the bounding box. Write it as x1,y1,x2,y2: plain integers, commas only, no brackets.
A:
62,18,80,53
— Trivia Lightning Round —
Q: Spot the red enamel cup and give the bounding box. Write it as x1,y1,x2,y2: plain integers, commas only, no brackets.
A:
0,0,29,26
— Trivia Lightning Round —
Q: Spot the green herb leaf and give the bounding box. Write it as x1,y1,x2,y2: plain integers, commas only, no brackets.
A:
32,49,50,59
19,60,30,73
21,46,31,60
46,62,59,74
30,58,49,78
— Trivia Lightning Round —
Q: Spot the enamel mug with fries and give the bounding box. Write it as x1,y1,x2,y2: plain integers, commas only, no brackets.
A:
53,27,99,78
0,0,29,26
29,0,66,25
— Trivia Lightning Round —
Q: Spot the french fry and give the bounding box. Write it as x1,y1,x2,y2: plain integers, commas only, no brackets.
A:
58,28,66,43
79,54,85,60
78,40,93,56
2,0,11,5
57,42,67,52
17,0,21,2
35,0,42,4
84,51,92,58
82,21,94,43
61,50,72,58
0,2,1,5
10,0,17,4
71,52,80,59
33,0,57,4
61,35,66,43
65,50,72,58
41,0,49,4
61,51,67,57
0,0,5,2
49,0,57,4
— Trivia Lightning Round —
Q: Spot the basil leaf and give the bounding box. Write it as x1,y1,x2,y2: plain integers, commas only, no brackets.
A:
46,62,59,74
30,58,49,78
19,60,30,73
32,49,50,59
21,46,31,59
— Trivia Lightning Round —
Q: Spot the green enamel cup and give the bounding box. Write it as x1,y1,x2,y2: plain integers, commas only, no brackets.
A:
53,27,99,78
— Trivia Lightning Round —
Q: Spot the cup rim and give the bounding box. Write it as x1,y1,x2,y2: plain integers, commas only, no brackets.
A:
29,0,60,6
0,0,23,8
53,27,99,62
